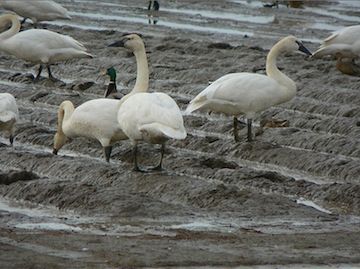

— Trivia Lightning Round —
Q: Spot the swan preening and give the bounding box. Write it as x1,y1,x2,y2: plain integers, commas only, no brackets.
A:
118,92,187,171
0,93,19,145
54,34,150,162
0,14,92,82
186,35,312,142
53,99,126,162
0,0,71,28
313,25,360,76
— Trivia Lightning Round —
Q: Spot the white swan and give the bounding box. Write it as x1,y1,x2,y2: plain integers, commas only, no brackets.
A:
53,99,126,162
186,35,312,142
53,34,150,162
0,0,71,28
313,25,360,75
0,93,19,145
313,25,360,59
118,92,187,171
0,14,92,82
108,34,149,100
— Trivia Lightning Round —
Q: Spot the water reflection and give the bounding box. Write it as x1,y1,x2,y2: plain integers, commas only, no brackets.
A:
263,1,304,8
147,0,160,25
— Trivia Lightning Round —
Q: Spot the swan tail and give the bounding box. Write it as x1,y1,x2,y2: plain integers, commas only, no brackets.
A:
140,123,187,140
159,125,187,140
0,111,17,124
185,95,207,115
83,51,94,58
323,32,339,45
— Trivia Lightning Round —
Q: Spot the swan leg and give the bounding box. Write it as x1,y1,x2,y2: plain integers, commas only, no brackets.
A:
47,65,58,82
34,65,43,81
233,117,240,142
247,118,253,142
104,146,112,163
9,135,14,146
133,144,144,172
151,143,165,171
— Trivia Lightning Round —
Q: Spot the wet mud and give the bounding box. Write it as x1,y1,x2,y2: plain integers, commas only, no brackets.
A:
1,0,360,268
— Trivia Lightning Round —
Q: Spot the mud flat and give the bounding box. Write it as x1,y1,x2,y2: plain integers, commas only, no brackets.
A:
1,0,360,268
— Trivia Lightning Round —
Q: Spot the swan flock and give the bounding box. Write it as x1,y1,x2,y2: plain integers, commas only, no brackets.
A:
2,0,352,173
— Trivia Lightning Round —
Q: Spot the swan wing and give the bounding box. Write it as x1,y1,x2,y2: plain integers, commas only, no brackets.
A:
322,25,360,46
2,29,92,62
10,29,86,51
0,0,70,21
186,72,283,115
69,99,122,141
0,93,18,123
118,92,186,140
313,43,357,58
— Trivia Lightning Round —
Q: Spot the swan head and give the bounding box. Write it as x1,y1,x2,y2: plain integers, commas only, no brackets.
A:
279,35,312,56
53,132,67,155
108,33,145,53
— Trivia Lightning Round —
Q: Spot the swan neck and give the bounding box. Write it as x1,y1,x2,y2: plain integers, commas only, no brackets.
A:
132,47,149,93
266,43,296,92
0,15,20,41
57,101,74,134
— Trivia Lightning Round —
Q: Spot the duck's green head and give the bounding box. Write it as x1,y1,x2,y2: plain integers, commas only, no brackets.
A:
106,67,116,82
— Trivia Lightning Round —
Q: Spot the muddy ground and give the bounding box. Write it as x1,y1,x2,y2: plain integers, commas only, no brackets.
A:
1,0,360,268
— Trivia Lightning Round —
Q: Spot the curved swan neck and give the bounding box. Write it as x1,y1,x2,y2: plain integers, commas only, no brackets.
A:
132,46,149,93
0,14,20,41
266,41,296,91
57,101,74,134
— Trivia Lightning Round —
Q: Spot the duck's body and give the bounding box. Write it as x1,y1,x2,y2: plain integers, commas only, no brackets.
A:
0,93,19,145
186,35,312,142
104,67,124,99
118,92,186,171
0,0,71,27
0,14,92,81
53,99,126,162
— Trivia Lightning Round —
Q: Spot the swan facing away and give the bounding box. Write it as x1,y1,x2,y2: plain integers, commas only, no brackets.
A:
0,14,92,82
53,99,127,162
0,93,19,145
313,25,360,75
186,35,312,142
0,0,71,28
118,92,187,172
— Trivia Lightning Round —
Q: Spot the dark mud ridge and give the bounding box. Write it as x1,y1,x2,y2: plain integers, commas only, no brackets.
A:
1,0,360,268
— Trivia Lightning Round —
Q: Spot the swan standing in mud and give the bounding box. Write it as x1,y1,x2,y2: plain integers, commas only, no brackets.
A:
186,36,312,142
0,14,92,82
53,99,127,162
0,0,71,28
0,93,19,145
53,34,150,162
109,33,186,171
118,92,187,172
313,25,360,76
